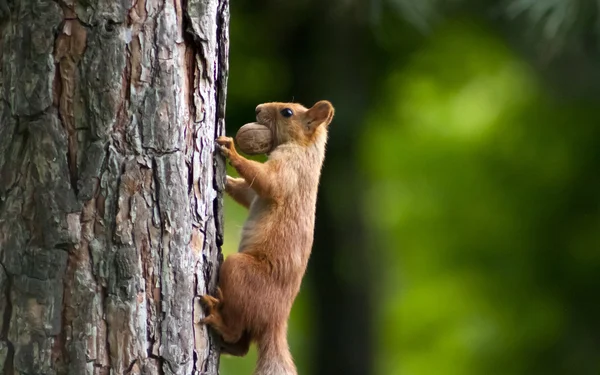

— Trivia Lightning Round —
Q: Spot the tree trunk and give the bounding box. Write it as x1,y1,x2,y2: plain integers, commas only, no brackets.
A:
0,0,228,374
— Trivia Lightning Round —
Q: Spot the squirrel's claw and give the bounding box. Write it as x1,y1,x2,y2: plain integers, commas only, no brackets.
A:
199,314,215,326
216,135,231,145
218,145,231,157
216,136,235,158
200,294,220,310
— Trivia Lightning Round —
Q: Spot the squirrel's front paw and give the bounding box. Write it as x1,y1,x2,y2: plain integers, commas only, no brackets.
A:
225,175,243,189
225,175,234,189
216,136,236,158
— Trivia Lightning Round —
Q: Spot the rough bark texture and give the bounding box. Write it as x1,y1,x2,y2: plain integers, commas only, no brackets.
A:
0,0,228,374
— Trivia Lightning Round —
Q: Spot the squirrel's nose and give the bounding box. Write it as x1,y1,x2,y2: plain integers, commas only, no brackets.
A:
255,105,262,116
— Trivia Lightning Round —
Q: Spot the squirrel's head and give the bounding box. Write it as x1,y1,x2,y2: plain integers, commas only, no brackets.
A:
254,100,335,147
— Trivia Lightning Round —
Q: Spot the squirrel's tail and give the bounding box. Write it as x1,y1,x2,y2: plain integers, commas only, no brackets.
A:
253,323,297,375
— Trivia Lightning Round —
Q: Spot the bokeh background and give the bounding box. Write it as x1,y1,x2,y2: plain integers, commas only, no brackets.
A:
219,1,600,374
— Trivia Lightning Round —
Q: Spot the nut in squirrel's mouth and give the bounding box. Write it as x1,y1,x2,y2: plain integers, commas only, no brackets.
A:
235,122,275,155
254,118,272,129
248,121,271,129
252,120,276,137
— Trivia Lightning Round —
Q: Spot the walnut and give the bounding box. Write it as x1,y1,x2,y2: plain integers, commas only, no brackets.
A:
235,123,273,155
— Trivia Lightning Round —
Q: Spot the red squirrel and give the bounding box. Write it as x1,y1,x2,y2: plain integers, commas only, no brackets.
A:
200,100,335,375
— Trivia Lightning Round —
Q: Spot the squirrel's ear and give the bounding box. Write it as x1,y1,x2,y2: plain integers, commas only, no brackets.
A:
305,100,335,131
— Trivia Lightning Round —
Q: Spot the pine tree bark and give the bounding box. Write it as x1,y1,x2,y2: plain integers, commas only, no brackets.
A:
0,0,228,374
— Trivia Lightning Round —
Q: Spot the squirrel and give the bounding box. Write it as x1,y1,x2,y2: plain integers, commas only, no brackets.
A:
200,100,335,375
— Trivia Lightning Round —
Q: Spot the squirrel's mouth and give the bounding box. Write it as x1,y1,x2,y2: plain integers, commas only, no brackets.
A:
254,112,279,147
255,112,273,128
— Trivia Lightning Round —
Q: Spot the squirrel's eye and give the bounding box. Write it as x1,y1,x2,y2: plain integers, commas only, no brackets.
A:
281,108,293,118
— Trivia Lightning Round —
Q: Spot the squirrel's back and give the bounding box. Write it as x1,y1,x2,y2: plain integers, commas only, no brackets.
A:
239,126,328,270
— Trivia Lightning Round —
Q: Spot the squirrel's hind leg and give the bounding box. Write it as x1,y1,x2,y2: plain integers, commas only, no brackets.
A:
200,289,245,345
221,330,251,357
200,309,244,344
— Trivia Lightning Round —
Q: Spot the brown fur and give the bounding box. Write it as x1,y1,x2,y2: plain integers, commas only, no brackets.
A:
200,100,335,375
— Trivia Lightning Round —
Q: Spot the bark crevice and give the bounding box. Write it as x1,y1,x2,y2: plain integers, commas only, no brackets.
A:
0,262,14,375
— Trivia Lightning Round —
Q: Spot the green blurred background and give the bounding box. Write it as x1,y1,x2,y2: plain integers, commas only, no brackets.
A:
219,1,600,374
